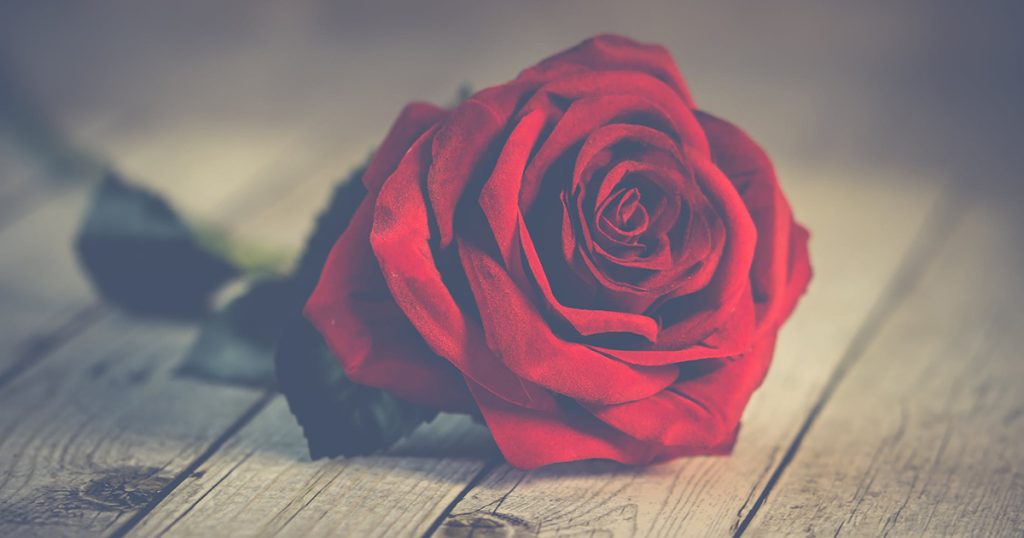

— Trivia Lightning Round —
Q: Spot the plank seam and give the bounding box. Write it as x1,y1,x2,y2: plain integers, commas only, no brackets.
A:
107,390,277,538
153,448,257,537
731,180,966,537
420,457,502,538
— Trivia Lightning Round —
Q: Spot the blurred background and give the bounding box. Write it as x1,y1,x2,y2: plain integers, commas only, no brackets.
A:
1,1,1021,254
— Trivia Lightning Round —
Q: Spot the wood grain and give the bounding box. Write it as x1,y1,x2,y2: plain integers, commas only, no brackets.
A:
746,190,1024,536
0,314,266,537
432,165,951,537
126,398,496,538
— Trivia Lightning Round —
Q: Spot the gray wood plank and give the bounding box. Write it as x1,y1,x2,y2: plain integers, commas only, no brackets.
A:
126,398,496,538
430,164,950,537
745,190,1024,536
0,313,267,537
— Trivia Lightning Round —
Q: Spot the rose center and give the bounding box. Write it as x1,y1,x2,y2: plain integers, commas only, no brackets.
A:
593,177,671,258
605,186,649,235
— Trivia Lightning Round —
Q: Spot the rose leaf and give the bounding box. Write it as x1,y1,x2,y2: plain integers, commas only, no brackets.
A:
74,172,239,318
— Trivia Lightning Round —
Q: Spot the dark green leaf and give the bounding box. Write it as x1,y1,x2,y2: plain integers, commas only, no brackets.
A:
276,316,437,458
74,172,238,318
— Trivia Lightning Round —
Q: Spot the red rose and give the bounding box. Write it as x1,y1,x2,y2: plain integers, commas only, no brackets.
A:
305,34,811,468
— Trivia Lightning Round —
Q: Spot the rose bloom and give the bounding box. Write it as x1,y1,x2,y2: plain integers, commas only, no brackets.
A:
305,35,811,468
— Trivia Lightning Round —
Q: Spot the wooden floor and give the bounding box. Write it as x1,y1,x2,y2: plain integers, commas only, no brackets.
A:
0,3,1022,536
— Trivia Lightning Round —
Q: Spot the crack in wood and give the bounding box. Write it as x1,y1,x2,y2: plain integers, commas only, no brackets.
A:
731,181,966,537
0,466,173,526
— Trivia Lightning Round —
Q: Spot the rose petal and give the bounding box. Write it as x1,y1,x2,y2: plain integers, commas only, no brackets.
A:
427,79,540,249
778,223,813,328
520,34,696,108
478,109,662,343
585,283,756,366
362,102,448,193
589,333,779,448
519,217,662,343
467,380,661,469
304,196,472,412
459,239,678,405
554,121,726,308
654,150,758,350
370,125,556,412
521,86,707,213
576,161,680,278
696,110,813,330
426,99,506,249
480,109,549,269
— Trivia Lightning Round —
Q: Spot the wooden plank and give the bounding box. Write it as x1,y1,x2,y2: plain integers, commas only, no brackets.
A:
125,397,496,538
0,313,267,537
429,164,950,537
745,190,1024,536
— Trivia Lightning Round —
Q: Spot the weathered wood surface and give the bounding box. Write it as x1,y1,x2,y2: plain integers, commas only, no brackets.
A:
126,398,495,538
746,190,1024,536
0,314,267,538
430,166,952,537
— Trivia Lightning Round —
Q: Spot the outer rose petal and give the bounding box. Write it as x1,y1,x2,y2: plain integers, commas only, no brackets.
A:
519,34,696,108
592,284,757,366
589,334,778,448
370,124,556,412
426,78,542,249
695,110,813,331
779,223,812,327
458,239,679,405
303,195,473,412
362,102,448,193
467,380,660,469
427,99,506,248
